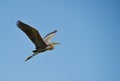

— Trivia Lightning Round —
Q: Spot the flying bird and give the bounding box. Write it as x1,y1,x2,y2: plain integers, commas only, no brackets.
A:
17,20,60,61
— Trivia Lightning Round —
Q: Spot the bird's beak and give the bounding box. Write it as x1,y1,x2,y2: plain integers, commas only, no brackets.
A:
53,42,61,45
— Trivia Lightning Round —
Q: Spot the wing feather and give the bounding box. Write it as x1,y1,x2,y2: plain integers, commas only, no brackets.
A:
17,20,47,50
43,30,57,44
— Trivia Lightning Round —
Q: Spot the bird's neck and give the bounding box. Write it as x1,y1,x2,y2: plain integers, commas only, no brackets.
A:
46,44,54,50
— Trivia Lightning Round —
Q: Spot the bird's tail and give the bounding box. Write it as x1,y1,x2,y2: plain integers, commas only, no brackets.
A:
25,53,39,61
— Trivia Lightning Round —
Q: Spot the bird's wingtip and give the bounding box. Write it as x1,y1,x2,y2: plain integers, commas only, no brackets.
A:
16,20,21,26
54,30,57,32
17,20,22,24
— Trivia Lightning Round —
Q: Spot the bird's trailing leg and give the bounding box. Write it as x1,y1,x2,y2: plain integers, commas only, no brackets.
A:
25,52,39,61
25,49,46,61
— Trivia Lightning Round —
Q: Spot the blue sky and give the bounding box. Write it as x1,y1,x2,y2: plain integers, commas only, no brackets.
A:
0,0,120,81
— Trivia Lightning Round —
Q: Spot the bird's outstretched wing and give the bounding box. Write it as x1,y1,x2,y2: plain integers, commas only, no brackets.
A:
17,20,47,50
43,30,57,44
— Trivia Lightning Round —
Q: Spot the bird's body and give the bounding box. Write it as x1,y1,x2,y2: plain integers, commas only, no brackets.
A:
17,20,60,61
32,43,54,53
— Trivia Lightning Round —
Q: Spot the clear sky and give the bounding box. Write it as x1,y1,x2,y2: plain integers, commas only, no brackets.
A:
0,0,120,81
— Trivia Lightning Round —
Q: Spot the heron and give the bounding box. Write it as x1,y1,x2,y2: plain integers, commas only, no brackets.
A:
17,20,60,61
